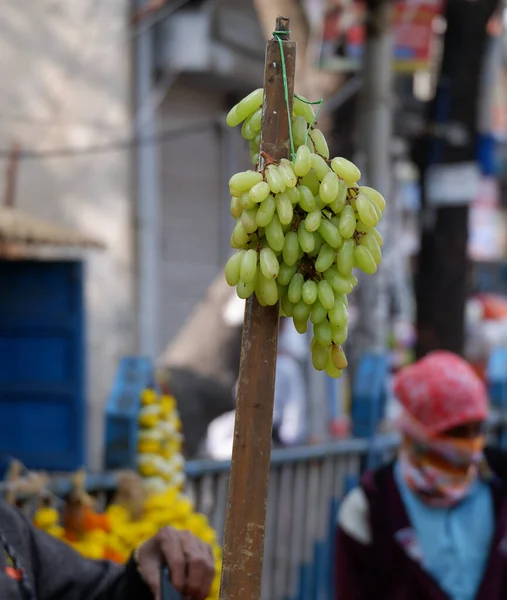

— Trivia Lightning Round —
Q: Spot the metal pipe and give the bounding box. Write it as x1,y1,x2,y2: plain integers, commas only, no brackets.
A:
135,3,162,357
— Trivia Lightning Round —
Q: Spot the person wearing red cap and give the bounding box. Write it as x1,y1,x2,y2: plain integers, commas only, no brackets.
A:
334,351,507,599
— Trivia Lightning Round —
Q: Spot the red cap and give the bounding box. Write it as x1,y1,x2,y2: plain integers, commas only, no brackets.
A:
394,351,488,436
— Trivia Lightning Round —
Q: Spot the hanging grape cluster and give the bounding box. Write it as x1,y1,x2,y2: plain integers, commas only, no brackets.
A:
224,88,385,378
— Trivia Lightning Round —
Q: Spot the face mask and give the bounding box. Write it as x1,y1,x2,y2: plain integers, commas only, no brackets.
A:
399,433,485,508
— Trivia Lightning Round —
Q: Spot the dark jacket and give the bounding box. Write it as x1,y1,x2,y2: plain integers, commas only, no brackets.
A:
0,500,153,600
335,462,507,599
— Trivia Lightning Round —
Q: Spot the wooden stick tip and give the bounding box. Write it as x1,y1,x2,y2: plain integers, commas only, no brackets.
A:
274,16,290,39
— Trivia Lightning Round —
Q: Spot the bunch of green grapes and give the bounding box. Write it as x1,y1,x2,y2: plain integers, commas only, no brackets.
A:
224,88,385,378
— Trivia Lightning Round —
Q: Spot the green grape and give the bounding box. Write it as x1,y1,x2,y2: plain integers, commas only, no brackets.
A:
356,193,380,228
300,170,320,195
312,231,324,256
330,157,361,184
275,193,294,225
257,272,278,306
281,295,294,317
282,231,300,266
228,88,264,124
331,324,348,345
306,136,315,153
226,105,242,128
249,181,270,204
370,227,384,247
337,293,349,307
355,245,377,274
293,145,312,177
236,276,257,299
371,202,383,222
259,247,279,280
314,320,332,347
310,154,331,181
239,249,258,283
325,355,342,378
320,172,340,205
286,187,300,205
293,299,312,321
277,282,287,301
255,195,276,227
315,195,325,210
355,220,371,234
247,107,262,134
298,221,316,253
229,170,263,193
240,192,256,210
360,233,382,265
317,280,335,310
337,239,355,276
302,280,318,305
293,317,308,334
241,208,258,234
288,272,304,304
231,219,249,248
230,186,242,197
298,185,316,212
293,95,315,124
293,115,309,147
265,165,285,194
318,219,342,249
315,243,336,273
265,215,285,252
305,209,322,232
279,159,298,188
249,138,258,154
329,179,347,214
251,153,259,166
225,250,245,286
310,299,327,325
323,268,354,294
360,185,386,213
230,196,242,219
278,262,298,286
312,342,329,371
349,273,358,287
331,344,348,370
309,128,330,159
242,116,256,140
328,298,348,329
338,205,356,239
330,215,340,229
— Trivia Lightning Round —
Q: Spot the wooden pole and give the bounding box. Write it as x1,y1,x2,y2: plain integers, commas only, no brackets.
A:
219,16,295,600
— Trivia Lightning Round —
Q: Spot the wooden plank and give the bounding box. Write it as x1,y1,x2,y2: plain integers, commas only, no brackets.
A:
219,17,296,600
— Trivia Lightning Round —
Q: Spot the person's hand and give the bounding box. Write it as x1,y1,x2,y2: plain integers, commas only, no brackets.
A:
136,527,215,600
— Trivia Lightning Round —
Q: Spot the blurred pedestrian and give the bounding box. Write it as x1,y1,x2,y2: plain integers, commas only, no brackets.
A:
335,351,507,599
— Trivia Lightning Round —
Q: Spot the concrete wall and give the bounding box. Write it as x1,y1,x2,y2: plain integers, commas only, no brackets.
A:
0,1,134,469
156,79,251,353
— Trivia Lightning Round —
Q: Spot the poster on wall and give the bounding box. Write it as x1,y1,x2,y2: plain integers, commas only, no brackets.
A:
468,177,507,262
319,0,445,73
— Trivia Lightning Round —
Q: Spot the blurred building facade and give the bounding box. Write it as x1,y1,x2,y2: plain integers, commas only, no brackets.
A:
0,0,270,469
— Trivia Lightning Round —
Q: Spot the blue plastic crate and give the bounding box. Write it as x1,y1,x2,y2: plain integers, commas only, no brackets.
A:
104,356,156,470
488,347,507,411
351,353,389,439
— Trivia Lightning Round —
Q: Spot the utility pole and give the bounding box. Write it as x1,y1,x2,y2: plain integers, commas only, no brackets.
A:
350,0,393,374
414,0,501,358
